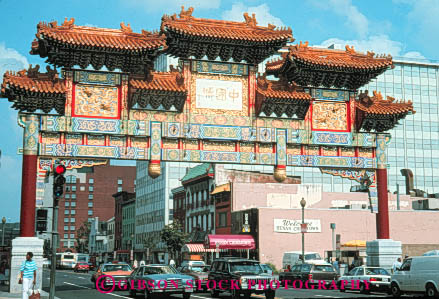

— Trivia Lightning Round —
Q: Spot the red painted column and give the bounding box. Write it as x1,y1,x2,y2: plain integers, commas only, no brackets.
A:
376,168,390,239
20,154,38,237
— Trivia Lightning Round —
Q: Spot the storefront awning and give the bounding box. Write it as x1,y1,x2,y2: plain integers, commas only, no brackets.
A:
211,183,230,195
205,234,255,250
342,240,366,247
182,243,218,253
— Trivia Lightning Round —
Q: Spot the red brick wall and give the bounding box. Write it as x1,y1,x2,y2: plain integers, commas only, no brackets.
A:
215,192,232,234
173,191,186,232
57,164,136,252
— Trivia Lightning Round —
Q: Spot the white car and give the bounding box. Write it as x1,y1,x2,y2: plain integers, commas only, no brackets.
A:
338,266,391,294
391,256,439,297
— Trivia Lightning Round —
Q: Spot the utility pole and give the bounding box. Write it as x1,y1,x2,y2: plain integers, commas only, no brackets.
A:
300,198,306,264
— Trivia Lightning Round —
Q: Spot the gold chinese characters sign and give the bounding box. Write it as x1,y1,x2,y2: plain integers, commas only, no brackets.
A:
190,73,248,116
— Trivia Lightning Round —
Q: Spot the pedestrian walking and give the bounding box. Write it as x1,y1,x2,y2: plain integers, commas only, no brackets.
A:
169,259,175,267
133,259,138,269
20,252,37,299
333,258,340,273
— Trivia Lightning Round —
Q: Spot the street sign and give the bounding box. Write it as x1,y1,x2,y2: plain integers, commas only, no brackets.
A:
300,223,308,233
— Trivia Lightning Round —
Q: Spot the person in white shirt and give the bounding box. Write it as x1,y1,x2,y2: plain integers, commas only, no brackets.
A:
392,257,402,273
169,259,175,267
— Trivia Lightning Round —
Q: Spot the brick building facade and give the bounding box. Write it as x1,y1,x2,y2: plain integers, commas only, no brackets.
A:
57,164,136,252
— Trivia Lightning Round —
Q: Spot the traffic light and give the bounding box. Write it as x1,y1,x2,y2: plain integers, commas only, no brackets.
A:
36,209,48,233
53,163,66,203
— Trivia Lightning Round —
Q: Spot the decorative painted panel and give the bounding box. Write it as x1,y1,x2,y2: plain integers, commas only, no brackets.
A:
287,145,301,155
203,141,235,152
259,144,273,153
355,133,375,147
42,116,66,132
72,118,122,134
73,84,120,119
183,140,198,150
288,155,375,169
39,144,148,160
192,61,248,76
276,129,287,165
150,122,162,161
311,88,350,101
359,148,373,158
131,137,148,148
74,70,121,85
312,101,348,131
18,114,39,155
340,147,356,157
322,146,337,156
66,133,82,144
87,135,105,146
190,73,248,116
128,120,149,136
41,132,60,144
109,136,126,147
376,134,391,169
304,146,320,156
162,139,179,149
240,142,254,152
312,132,351,146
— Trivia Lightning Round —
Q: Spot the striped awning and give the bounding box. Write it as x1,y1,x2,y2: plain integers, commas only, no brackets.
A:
182,243,220,253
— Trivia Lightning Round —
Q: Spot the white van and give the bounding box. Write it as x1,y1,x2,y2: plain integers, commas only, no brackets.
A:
282,251,323,269
390,256,439,297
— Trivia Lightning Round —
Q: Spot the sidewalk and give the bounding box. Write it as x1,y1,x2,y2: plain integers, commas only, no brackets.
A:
0,284,56,299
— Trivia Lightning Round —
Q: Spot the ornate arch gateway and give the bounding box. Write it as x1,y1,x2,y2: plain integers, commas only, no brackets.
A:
2,7,414,240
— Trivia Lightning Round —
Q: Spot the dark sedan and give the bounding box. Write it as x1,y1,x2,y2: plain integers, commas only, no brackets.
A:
280,262,339,286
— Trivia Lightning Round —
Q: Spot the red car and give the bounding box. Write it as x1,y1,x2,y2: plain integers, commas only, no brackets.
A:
74,262,90,273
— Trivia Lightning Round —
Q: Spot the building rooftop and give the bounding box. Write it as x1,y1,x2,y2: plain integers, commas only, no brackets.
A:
181,163,213,184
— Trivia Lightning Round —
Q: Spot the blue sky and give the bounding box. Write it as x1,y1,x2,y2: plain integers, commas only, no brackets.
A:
0,0,438,221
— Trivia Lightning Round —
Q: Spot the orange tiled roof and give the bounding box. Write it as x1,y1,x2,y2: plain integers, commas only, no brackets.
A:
32,18,166,52
130,70,186,93
1,65,65,95
357,91,415,115
161,6,292,42
267,42,393,71
257,76,311,101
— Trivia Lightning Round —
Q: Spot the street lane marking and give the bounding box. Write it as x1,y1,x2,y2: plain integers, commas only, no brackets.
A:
77,277,85,279
63,282,90,289
315,295,341,298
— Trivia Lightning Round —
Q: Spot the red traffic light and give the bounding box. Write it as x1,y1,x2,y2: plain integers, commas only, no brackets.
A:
55,164,66,175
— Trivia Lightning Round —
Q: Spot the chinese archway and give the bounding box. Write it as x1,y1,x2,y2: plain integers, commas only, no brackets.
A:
1,7,414,240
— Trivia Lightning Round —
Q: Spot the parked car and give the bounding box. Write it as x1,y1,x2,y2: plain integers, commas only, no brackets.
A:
128,264,194,299
88,263,96,271
391,256,439,297
180,260,206,268
282,251,323,269
208,257,275,299
279,262,338,286
338,266,391,294
260,264,273,276
74,262,90,273
91,261,133,290
180,265,209,291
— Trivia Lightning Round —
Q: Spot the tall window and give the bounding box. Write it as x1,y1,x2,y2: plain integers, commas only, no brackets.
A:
89,186,94,192
219,212,227,227
89,178,94,184
118,179,123,185
66,175,77,184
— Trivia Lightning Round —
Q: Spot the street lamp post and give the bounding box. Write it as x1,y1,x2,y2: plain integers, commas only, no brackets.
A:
1,217,6,248
130,233,134,263
300,198,306,264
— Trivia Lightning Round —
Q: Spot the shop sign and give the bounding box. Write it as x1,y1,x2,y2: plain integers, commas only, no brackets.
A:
274,219,321,233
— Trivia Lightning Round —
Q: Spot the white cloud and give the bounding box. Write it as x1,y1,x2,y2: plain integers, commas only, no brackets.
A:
126,0,221,13
222,3,284,27
319,35,425,59
0,43,29,77
310,0,369,38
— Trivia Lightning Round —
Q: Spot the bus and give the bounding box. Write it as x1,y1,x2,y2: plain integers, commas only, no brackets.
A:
56,253,90,269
